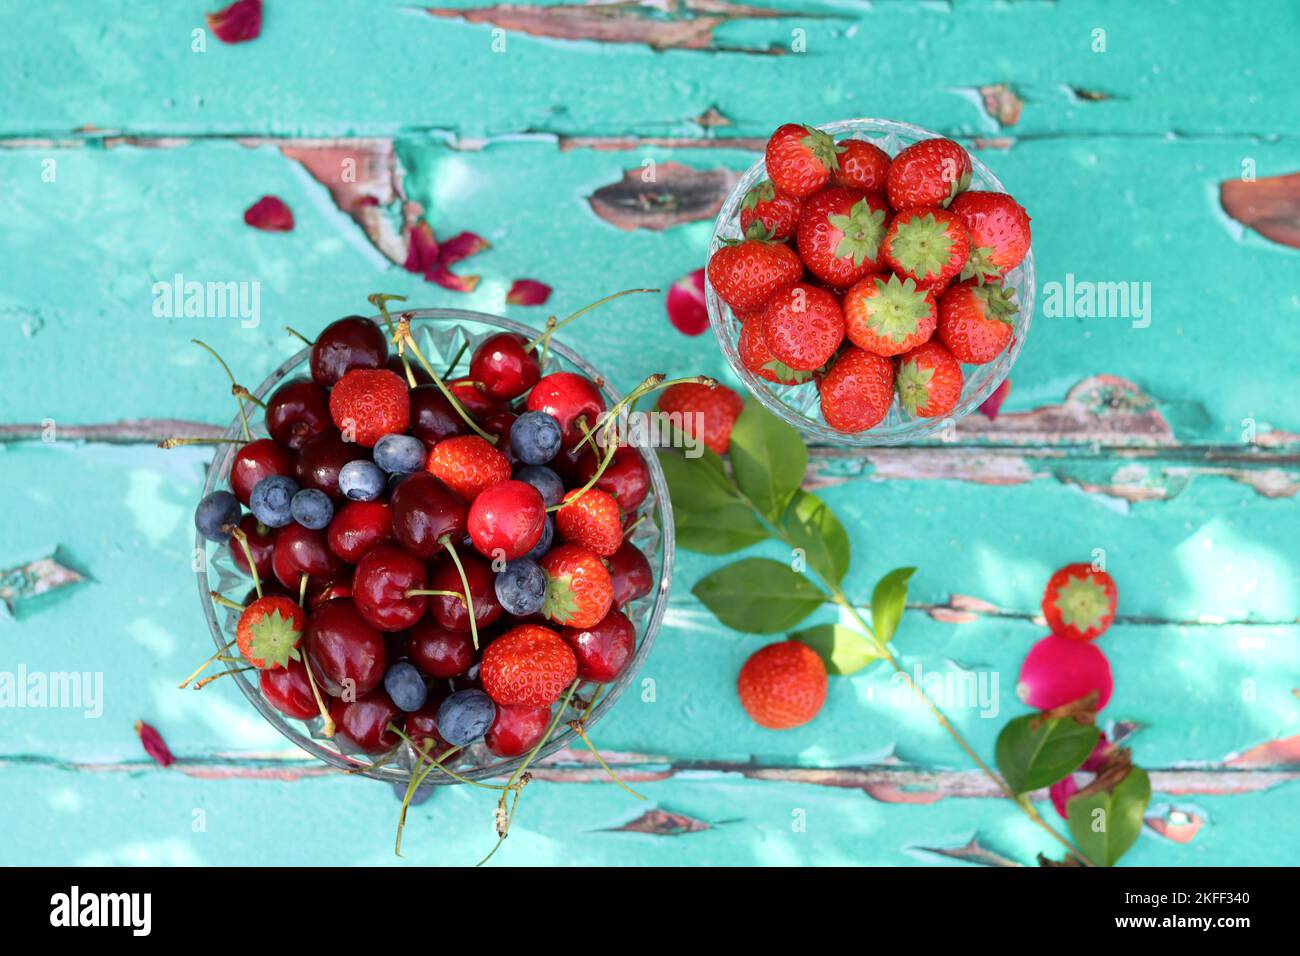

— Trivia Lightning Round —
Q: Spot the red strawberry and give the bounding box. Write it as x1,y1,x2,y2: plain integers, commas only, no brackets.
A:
950,190,1032,281
738,313,815,386
818,347,895,433
796,188,889,287
540,544,613,630
706,239,803,314
737,641,827,730
832,138,891,193
556,487,623,557
937,281,1018,363
480,624,577,707
886,138,972,209
882,208,971,293
1042,564,1118,642
896,341,963,418
843,274,937,357
656,381,745,454
236,595,305,670
761,282,845,372
425,435,511,500
739,180,802,241
328,368,411,448
764,123,844,199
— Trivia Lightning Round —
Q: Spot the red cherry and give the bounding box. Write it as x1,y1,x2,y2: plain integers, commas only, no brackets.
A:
259,659,318,719
575,445,650,514
230,438,294,505
409,385,468,448
330,691,401,754
606,541,652,607
353,545,428,632
294,429,356,499
228,513,275,580
404,619,475,678
305,598,387,698
469,332,540,401
266,377,332,450
467,480,546,561
427,551,503,633
390,472,468,559
485,704,551,758
447,377,506,420
308,578,353,610
562,609,635,682
480,410,519,466
525,372,605,447
272,523,348,591
404,699,455,762
310,316,388,386
327,500,394,563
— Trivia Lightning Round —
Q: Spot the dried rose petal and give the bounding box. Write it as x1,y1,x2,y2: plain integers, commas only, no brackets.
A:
979,378,1011,420
243,195,294,232
134,720,175,767
427,264,480,294
404,220,440,274
206,0,262,44
438,231,490,265
506,279,552,306
1049,774,1078,820
666,268,708,335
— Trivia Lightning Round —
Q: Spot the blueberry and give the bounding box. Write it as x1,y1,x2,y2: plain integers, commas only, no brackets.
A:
339,459,386,501
249,475,299,528
383,661,429,713
289,487,334,530
495,558,547,616
515,465,565,507
373,434,426,474
194,490,241,542
524,515,554,561
510,411,563,465
436,689,496,746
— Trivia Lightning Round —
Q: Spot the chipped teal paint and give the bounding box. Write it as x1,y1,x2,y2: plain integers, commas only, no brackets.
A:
2,0,1298,866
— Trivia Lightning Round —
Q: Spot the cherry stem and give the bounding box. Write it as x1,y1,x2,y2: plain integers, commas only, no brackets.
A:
442,339,470,379
438,535,479,650
369,293,416,385
391,315,497,444
158,437,251,449
568,720,645,800
522,288,659,352
233,385,266,410
404,589,466,602
228,526,263,599
208,591,246,612
178,638,236,689
193,665,255,690
300,653,335,738
286,326,313,346
298,573,309,607
192,339,253,441
393,737,465,857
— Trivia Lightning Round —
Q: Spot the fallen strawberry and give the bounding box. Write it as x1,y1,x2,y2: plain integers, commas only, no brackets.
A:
737,641,827,730
657,381,745,454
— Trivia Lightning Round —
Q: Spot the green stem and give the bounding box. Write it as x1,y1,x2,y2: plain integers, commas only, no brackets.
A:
439,535,479,650
192,339,253,441
394,315,497,443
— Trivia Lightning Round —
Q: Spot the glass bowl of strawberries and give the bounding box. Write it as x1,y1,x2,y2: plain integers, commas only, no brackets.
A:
191,304,672,790
706,118,1035,446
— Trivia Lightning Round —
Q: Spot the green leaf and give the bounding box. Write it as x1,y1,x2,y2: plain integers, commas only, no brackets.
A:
994,716,1101,795
1067,767,1152,867
783,490,850,586
728,400,808,523
870,567,915,644
658,450,767,554
790,623,880,675
692,558,824,634
673,511,768,555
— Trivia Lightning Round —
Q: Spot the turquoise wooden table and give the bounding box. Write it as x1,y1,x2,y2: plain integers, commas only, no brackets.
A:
3,0,1298,866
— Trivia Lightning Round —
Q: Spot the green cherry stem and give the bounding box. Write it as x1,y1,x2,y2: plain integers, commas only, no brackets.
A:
300,649,335,738
393,315,497,444
369,292,417,385
404,589,467,602
227,526,263,600
178,637,236,689
286,326,313,346
158,436,251,449
567,720,645,799
523,288,658,352
298,573,309,607
208,591,246,612
438,534,479,649
192,339,254,441
442,339,471,380
193,665,255,690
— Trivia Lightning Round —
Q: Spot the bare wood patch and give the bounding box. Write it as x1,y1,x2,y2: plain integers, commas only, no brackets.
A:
603,808,714,835
979,84,1024,127
0,551,87,616
914,835,1024,867
1221,171,1300,248
588,161,739,231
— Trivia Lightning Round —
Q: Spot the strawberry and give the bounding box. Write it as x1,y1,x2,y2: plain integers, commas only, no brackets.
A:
795,188,889,287
738,313,814,386
1042,563,1118,642
236,595,305,670
950,190,1032,282
832,138,891,193
843,273,937,357
760,282,845,372
656,381,745,454
328,368,411,448
540,544,613,629
480,624,578,707
886,137,972,209
556,487,623,557
937,281,1018,363
818,347,895,432
425,434,511,500
706,238,803,314
739,180,802,241
737,641,827,730
896,340,963,418
764,123,844,199
881,208,971,293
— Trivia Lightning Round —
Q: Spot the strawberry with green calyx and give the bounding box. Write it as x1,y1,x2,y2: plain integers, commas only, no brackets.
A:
1042,563,1118,642
951,190,1032,282
843,273,937,357
738,314,815,386
937,281,1018,364
896,340,963,419
657,380,745,454
706,238,804,314
886,137,973,210
761,282,846,372
739,180,802,241
540,544,613,629
818,346,895,433
882,208,971,293
236,595,306,670
796,188,889,287
555,487,623,557
764,123,845,199
832,138,891,193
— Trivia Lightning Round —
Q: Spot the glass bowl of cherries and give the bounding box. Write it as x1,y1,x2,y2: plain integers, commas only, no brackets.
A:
188,296,674,808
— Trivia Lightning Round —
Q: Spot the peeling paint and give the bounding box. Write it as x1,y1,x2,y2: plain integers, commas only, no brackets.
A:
588,162,739,231
1220,171,1300,248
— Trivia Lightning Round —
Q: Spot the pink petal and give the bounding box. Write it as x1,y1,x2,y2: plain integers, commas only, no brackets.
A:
427,264,480,294
403,220,440,275
206,0,262,44
1082,732,1111,772
667,268,708,335
134,720,175,767
1049,774,1078,820
243,195,294,232
979,378,1011,420
438,231,491,265
506,279,552,306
